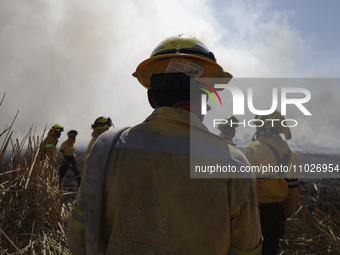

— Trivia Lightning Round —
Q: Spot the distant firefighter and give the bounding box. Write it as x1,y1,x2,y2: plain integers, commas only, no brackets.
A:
59,130,81,186
217,116,239,147
40,124,64,163
82,116,113,173
244,110,300,255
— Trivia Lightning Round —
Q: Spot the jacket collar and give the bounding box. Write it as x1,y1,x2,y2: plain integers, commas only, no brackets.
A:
144,106,209,133
257,134,289,154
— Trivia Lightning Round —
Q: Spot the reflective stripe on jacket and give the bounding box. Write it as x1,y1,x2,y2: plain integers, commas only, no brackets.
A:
67,107,262,255
41,135,58,161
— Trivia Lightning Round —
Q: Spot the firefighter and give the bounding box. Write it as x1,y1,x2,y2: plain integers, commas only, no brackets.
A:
82,116,113,173
67,34,262,255
244,110,300,255
217,116,239,147
40,124,64,163
59,130,81,186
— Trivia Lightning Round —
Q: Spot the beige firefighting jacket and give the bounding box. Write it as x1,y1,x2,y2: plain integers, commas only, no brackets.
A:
82,129,108,173
59,139,76,162
244,134,300,217
67,107,262,255
40,130,59,161
219,133,237,147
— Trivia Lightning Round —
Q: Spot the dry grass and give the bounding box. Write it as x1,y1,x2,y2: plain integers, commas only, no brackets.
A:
0,121,73,254
2,132,340,255
1,92,339,254
279,179,340,255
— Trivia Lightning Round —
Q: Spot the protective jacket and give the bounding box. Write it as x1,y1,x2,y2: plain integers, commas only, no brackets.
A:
243,134,300,217
84,136,96,161
67,107,262,255
82,129,107,173
219,133,237,147
58,138,81,186
59,139,76,162
40,130,59,161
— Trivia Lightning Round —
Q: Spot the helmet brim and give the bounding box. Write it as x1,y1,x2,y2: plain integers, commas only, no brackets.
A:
136,53,222,70
133,54,232,89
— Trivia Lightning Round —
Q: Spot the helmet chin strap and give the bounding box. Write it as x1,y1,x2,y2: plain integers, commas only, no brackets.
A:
252,126,280,141
251,132,258,142
251,125,266,141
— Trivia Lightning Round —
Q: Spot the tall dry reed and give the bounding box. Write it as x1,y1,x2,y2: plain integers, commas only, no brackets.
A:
0,101,72,254
279,179,340,255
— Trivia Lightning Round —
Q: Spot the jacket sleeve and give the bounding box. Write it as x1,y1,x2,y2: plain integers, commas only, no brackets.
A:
284,183,300,218
228,178,263,254
67,172,86,254
243,146,257,166
59,142,66,162
82,138,95,173
284,152,300,217
42,136,56,159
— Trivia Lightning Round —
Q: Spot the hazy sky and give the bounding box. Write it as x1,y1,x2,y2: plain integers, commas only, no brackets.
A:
1,0,339,150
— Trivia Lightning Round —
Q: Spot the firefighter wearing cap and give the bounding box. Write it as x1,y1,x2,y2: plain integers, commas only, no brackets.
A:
243,110,300,255
82,117,113,173
67,34,262,255
59,130,81,186
218,116,239,147
40,124,64,162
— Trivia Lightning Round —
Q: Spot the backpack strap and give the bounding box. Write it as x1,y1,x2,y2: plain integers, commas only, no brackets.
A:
84,126,130,255
262,142,291,178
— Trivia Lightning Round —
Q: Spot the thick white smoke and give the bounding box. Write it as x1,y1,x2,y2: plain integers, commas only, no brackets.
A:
0,0,338,151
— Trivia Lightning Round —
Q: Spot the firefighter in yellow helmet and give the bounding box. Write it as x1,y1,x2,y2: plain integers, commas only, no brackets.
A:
82,116,113,173
218,116,239,147
59,130,81,186
67,34,262,255
40,124,64,162
243,110,300,255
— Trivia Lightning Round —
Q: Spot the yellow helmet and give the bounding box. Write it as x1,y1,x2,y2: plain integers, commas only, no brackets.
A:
133,34,232,89
51,124,64,132
253,110,292,140
91,117,113,129
67,130,78,136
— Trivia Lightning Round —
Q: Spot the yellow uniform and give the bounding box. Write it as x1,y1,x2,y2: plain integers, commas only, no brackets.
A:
244,109,299,254
59,140,76,161
40,131,59,161
67,107,262,255
244,134,300,217
219,133,237,147
82,129,108,173
84,136,95,162
59,137,81,186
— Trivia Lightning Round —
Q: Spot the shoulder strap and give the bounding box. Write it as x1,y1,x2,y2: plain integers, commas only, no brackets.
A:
84,126,130,255
262,142,291,177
